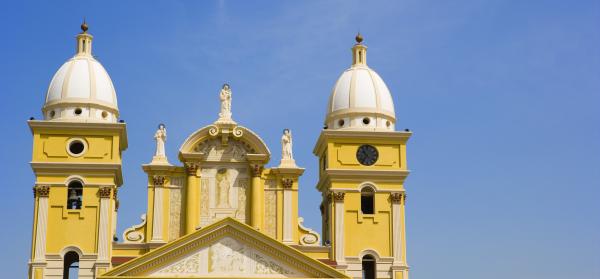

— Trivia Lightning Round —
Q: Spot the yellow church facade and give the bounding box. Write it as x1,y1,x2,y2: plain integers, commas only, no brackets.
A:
28,24,412,279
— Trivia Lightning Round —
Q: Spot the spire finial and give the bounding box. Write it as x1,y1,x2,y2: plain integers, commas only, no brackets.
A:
81,18,88,33
355,32,363,44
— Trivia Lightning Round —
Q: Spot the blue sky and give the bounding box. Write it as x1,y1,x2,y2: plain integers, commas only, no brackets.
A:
1,1,599,278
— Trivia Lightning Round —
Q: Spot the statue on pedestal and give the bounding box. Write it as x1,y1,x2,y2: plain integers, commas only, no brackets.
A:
219,84,232,121
151,123,170,165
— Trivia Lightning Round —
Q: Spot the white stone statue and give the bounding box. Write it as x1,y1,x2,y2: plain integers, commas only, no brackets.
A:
219,84,232,120
155,124,167,157
151,123,170,165
216,169,230,208
279,129,297,167
281,129,293,160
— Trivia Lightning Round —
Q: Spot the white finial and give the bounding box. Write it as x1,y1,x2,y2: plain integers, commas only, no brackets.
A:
279,128,297,167
150,123,170,165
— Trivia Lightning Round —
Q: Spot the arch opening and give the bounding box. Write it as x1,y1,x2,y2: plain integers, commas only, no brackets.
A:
361,186,375,214
67,181,83,210
362,254,376,279
63,251,79,279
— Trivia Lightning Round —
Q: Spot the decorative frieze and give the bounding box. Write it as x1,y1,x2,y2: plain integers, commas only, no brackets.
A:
99,187,112,198
332,192,345,202
153,175,166,186
281,178,293,189
35,185,50,198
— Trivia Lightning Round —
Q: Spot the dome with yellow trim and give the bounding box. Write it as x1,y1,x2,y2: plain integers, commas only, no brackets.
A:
42,23,119,122
326,34,396,131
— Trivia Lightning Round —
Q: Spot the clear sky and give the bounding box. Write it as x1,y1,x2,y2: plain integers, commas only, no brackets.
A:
0,1,598,278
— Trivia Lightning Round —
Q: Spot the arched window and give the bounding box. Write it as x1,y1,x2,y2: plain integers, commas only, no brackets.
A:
361,186,374,214
63,251,79,279
67,181,83,210
362,254,376,279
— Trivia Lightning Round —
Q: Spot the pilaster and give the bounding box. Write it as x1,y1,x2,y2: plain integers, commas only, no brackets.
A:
332,191,346,268
250,164,263,230
97,187,112,263
185,163,199,234
150,176,166,242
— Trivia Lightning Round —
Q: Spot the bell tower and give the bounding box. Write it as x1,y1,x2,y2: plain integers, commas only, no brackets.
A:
314,34,411,279
28,22,127,279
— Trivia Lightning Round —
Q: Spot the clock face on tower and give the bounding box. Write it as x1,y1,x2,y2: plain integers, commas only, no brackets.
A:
356,145,378,166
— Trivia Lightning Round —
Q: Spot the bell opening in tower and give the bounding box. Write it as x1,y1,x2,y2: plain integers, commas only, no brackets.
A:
67,181,83,210
361,254,376,279
63,251,79,279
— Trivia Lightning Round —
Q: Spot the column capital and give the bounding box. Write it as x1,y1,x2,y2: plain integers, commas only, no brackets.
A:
332,191,345,202
185,162,199,176
390,192,406,204
35,185,50,198
281,178,293,189
98,187,112,199
153,175,166,186
251,164,263,177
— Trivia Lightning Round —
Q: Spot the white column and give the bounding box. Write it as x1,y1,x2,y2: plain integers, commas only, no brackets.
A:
283,189,293,243
391,193,403,264
33,186,50,262
333,192,345,266
97,187,111,261
151,187,164,242
151,176,165,242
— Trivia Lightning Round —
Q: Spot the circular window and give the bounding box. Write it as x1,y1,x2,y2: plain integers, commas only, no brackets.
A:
101,111,108,119
66,139,87,157
49,110,56,118
74,108,82,115
362,117,370,125
338,119,345,127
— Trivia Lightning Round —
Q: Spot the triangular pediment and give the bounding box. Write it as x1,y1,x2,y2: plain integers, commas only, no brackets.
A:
101,218,348,278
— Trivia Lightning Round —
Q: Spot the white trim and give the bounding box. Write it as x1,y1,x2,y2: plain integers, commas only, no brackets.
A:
33,196,48,262
392,200,402,264
98,196,110,260
359,181,378,191
60,246,84,258
283,190,293,243
151,187,164,242
65,175,87,186
334,197,345,266
65,138,88,157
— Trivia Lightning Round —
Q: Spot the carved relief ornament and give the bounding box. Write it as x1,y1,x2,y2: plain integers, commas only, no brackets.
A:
185,163,199,175
153,175,167,186
390,192,406,204
99,187,112,198
34,185,50,198
332,192,345,202
251,164,263,177
281,178,293,189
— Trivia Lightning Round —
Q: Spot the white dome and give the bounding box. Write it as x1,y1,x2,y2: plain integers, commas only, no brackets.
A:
42,27,119,122
325,36,396,131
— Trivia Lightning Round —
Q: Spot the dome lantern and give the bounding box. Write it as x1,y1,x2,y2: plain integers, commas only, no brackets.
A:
42,22,119,123
325,34,396,131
